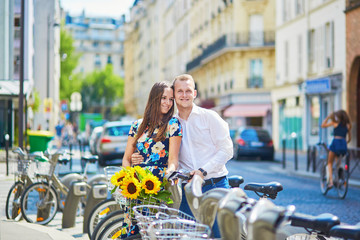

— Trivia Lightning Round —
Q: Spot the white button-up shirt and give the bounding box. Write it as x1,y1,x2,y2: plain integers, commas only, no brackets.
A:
175,104,233,180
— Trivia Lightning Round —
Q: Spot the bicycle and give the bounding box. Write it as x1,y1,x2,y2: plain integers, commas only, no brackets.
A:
20,152,105,225
317,142,350,198
5,147,39,221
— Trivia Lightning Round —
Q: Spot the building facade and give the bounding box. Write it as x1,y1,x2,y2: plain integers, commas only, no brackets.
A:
346,0,360,148
274,0,346,150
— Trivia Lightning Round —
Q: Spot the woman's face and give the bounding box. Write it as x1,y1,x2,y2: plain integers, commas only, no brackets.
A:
160,87,174,115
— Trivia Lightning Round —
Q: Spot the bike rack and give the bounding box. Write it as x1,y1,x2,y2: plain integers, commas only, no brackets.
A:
82,183,108,233
62,181,87,228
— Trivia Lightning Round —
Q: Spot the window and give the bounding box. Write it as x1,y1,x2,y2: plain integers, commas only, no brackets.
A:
95,54,101,68
107,55,112,64
295,0,304,15
308,29,315,72
248,59,263,88
324,22,334,68
310,96,320,136
93,41,99,48
298,35,302,74
285,41,289,78
249,15,264,46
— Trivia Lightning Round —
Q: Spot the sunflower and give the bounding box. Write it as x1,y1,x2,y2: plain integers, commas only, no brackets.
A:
121,177,142,199
110,171,128,186
141,174,161,194
133,166,147,179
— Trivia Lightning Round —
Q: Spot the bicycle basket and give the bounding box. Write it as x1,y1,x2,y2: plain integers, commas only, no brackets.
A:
35,160,54,177
133,205,197,239
104,166,123,191
148,219,211,240
12,159,36,178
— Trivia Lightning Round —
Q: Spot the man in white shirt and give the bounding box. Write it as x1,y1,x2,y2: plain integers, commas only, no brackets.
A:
173,74,233,238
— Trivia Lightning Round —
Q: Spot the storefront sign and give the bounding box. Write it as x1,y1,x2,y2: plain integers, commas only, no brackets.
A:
305,78,331,94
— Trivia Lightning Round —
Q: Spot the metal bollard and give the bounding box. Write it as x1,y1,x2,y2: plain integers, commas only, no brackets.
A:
282,138,286,169
62,181,87,228
83,184,108,233
5,134,9,176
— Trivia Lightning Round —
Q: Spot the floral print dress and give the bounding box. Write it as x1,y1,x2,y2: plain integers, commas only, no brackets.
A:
129,117,182,180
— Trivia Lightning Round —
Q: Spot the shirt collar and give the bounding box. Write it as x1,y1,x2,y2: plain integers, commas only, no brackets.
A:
176,103,200,119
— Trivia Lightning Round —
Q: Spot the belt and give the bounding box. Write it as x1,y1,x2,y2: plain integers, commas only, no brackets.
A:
203,176,226,186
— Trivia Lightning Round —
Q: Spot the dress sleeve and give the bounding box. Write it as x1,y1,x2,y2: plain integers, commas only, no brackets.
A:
167,117,182,137
128,120,139,137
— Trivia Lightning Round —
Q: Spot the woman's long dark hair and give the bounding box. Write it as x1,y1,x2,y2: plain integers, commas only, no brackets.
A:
133,82,174,147
334,110,351,126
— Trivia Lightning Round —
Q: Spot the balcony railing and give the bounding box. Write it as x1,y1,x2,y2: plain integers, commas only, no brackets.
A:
247,77,263,88
186,31,275,71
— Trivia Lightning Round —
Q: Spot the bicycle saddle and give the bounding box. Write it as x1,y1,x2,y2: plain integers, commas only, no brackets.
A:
244,181,283,199
12,147,26,156
290,213,340,234
228,175,244,188
81,155,99,163
58,156,70,165
329,223,360,239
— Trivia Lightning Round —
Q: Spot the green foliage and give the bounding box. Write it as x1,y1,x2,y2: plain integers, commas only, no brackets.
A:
30,90,41,113
60,23,81,101
81,64,124,112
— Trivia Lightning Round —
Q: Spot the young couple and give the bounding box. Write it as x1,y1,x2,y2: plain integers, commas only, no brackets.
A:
122,74,233,238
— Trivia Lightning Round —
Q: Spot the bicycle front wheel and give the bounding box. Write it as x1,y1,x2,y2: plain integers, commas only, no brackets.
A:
319,161,329,195
6,181,25,221
336,166,349,199
87,198,120,239
21,182,59,225
97,218,141,240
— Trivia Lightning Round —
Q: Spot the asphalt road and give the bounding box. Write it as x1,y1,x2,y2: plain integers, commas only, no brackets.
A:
227,159,360,225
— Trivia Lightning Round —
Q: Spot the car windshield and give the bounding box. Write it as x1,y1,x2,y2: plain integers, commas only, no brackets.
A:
240,129,271,142
105,125,131,136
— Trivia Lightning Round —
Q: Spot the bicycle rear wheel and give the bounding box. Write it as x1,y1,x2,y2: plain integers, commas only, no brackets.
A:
6,181,25,221
336,166,349,199
21,182,59,225
319,161,329,195
91,210,126,240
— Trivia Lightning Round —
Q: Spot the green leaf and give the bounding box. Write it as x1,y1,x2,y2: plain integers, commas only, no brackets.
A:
111,186,118,194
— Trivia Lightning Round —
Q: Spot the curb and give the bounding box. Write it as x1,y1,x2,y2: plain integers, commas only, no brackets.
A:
270,166,360,188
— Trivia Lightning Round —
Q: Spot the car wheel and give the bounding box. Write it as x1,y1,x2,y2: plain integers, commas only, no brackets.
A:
98,156,106,166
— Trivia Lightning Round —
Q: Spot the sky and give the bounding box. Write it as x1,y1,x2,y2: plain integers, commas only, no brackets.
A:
60,0,134,19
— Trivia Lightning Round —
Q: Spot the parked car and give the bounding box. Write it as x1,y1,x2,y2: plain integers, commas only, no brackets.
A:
89,126,103,155
233,127,274,160
97,121,132,166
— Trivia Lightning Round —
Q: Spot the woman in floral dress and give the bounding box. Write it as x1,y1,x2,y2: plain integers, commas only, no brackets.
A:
122,81,182,180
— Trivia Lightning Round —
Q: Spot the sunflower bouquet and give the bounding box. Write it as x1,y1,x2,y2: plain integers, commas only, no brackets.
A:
110,166,173,205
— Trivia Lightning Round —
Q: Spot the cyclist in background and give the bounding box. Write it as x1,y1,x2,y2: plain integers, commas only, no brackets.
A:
321,109,352,189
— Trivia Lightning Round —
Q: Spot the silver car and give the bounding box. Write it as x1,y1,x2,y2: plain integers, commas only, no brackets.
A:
97,121,132,166
89,126,103,155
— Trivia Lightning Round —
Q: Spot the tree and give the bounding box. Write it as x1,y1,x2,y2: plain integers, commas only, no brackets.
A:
81,64,124,118
59,23,81,100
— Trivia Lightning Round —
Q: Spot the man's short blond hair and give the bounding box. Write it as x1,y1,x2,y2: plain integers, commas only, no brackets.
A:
172,74,196,89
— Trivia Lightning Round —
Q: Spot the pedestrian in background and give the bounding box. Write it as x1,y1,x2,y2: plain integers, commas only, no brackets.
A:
321,109,352,188
55,121,64,149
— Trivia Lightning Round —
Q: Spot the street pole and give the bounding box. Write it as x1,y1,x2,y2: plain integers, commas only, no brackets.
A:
46,15,50,131
18,0,25,148
5,134,9,176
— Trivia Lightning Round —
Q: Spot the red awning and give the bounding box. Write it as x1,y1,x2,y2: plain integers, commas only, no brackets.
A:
223,104,271,117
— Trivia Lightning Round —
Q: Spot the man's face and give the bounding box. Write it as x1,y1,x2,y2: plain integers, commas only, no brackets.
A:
173,79,197,109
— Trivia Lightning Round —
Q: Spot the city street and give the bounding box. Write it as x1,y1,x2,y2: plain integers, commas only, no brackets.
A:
1,149,360,239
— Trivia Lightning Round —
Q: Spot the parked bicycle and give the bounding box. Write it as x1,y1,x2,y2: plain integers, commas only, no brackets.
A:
20,151,105,225
5,147,39,221
317,142,350,198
